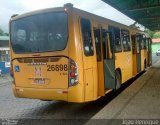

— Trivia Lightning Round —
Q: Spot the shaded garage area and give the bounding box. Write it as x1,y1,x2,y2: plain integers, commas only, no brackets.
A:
102,0,160,31
0,1,160,125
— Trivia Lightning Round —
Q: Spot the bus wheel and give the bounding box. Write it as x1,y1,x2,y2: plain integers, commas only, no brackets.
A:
115,70,121,90
144,60,147,70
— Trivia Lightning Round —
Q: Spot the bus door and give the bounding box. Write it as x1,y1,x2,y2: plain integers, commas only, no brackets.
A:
136,35,141,73
148,38,152,66
146,38,149,66
80,18,97,101
131,35,137,75
93,28,105,96
103,30,116,89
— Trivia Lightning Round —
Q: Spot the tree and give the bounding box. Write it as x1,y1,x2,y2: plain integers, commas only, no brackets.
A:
153,32,160,38
144,29,155,38
0,28,5,36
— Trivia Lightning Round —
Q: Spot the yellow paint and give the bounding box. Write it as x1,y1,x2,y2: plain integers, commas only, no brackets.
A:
115,51,133,83
141,49,147,71
10,5,151,102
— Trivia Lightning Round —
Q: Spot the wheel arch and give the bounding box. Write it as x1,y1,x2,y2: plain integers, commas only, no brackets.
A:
115,68,122,81
144,58,147,69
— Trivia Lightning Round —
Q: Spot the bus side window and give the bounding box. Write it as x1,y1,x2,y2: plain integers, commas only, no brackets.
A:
101,29,113,59
136,35,140,53
146,38,149,51
114,28,122,52
107,32,113,59
149,39,151,52
131,35,136,54
108,26,122,53
144,38,147,49
80,18,94,56
94,29,102,61
102,30,107,59
121,29,131,51
141,35,146,49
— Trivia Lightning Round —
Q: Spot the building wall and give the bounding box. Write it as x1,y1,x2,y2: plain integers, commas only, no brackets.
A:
0,62,10,74
0,37,10,74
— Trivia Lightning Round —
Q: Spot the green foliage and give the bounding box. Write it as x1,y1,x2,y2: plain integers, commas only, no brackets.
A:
0,28,9,36
144,29,160,38
0,28,5,36
153,32,160,38
144,29,155,38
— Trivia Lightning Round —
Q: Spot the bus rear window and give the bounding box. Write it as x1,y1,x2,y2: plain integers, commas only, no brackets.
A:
10,12,68,53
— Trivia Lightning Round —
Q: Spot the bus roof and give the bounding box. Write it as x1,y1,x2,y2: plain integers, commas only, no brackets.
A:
10,3,141,32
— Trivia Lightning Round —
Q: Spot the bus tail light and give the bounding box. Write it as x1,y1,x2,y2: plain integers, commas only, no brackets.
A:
70,65,75,70
70,72,75,77
69,59,78,87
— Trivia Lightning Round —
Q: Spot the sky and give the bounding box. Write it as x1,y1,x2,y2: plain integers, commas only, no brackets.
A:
0,0,136,33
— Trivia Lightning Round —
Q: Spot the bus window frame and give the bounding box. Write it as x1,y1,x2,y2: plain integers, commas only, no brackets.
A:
131,35,137,54
141,34,147,50
93,28,102,61
105,31,114,59
121,29,131,52
80,18,94,57
10,11,69,54
136,34,141,54
148,38,152,52
101,29,114,60
108,26,122,53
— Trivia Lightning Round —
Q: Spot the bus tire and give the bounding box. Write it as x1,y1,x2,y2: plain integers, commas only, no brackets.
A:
144,59,147,70
115,70,121,90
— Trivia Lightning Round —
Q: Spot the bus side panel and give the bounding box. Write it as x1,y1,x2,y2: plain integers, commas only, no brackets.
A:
75,11,98,102
67,11,84,102
148,39,152,66
141,49,147,71
115,52,132,83
84,68,94,101
97,61,105,96
132,54,137,76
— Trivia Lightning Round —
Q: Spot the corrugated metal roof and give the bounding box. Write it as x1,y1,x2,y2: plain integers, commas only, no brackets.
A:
0,36,9,41
102,0,160,31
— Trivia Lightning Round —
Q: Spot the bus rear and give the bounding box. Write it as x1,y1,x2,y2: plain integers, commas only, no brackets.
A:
10,6,80,102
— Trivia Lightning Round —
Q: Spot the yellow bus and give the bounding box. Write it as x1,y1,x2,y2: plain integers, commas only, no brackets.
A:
131,30,152,76
9,3,152,102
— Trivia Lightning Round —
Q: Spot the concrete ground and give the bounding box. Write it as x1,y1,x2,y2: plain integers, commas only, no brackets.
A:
0,54,160,125
0,74,12,85
86,55,160,125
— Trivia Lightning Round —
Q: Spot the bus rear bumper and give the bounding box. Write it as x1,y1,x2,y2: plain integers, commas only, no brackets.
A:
12,84,68,101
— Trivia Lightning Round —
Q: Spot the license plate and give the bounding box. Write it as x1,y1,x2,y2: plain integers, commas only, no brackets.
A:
34,79,45,84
